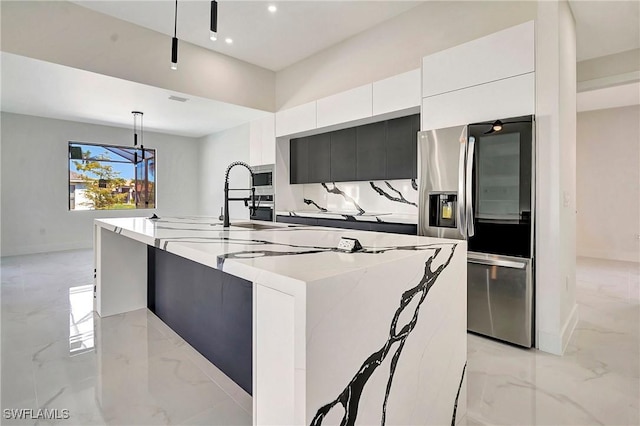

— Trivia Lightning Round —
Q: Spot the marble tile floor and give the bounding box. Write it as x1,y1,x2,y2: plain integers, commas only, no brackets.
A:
1,250,638,425
1,250,251,425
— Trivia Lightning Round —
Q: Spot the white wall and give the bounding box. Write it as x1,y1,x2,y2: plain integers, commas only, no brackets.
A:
535,0,578,355
0,112,200,256
275,1,536,110
577,105,640,262
198,124,251,220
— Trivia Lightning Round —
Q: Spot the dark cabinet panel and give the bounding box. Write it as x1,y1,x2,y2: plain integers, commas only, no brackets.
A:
150,248,253,394
316,218,372,231
330,128,357,183
386,115,418,180
356,121,386,181
290,114,419,184
370,221,417,235
277,215,417,235
411,113,420,178
276,215,318,226
307,133,331,183
290,137,309,184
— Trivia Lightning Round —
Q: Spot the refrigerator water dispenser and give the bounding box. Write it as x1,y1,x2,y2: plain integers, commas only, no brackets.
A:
428,192,457,228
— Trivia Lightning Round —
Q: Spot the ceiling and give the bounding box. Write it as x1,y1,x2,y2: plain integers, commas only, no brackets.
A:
569,0,640,61
70,1,422,72
0,52,269,138
1,1,638,138
71,1,640,69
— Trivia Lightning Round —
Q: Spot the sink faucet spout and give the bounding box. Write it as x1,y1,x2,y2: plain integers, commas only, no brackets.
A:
223,161,256,228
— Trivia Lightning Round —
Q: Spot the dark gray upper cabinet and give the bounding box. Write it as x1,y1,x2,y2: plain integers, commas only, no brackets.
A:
386,114,419,179
290,137,308,184
356,121,386,181
307,133,331,183
330,128,357,182
289,113,419,184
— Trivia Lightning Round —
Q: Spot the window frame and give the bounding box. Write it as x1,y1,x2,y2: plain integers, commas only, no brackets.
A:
68,141,157,211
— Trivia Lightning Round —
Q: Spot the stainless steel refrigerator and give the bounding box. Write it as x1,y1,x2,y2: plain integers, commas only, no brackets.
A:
418,115,534,347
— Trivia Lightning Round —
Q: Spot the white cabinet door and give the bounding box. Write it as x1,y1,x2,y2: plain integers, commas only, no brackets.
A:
275,101,317,137
373,69,421,116
249,114,276,166
422,72,535,130
316,84,372,128
422,21,535,98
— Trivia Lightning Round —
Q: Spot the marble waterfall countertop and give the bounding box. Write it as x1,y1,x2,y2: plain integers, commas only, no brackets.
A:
276,210,418,225
96,215,440,286
94,215,467,425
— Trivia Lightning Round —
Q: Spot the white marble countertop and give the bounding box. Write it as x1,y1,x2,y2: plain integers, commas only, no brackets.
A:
95,216,455,286
275,210,418,225
94,215,467,425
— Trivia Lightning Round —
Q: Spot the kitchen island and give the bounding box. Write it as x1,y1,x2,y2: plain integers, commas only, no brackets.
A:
94,216,466,425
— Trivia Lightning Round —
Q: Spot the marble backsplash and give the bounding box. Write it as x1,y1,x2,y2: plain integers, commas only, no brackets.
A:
298,179,419,215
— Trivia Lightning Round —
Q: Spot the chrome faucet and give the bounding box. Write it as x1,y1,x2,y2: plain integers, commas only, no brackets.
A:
223,161,256,227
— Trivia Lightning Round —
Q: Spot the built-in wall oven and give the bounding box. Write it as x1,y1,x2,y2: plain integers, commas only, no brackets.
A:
251,164,275,221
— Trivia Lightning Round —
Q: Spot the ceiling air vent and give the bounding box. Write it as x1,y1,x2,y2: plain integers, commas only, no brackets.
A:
168,95,189,102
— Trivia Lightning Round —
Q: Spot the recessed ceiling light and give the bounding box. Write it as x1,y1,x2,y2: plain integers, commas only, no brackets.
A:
268,5,277,13
225,38,233,44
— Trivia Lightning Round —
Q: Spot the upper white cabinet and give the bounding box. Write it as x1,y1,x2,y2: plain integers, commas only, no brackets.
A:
275,101,316,137
316,84,372,129
372,69,421,116
422,72,535,130
422,21,535,98
249,114,276,166
275,70,421,138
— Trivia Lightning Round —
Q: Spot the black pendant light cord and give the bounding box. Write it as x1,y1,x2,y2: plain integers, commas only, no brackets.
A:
171,0,179,69
174,0,178,38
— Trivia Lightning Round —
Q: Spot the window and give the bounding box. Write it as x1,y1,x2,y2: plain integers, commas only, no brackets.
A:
68,142,155,210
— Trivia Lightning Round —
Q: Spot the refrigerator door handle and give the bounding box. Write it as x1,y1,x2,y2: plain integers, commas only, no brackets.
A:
466,136,475,238
457,140,467,238
467,254,528,269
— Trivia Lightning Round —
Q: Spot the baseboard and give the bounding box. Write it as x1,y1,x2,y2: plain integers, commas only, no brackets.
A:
0,240,92,257
537,303,579,355
577,248,640,263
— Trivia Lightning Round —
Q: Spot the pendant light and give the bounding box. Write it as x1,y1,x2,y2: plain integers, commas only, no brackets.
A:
132,111,145,163
210,1,218,41
171,0,178,70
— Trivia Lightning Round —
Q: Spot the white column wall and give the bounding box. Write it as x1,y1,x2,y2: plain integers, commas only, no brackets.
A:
535,0,578,355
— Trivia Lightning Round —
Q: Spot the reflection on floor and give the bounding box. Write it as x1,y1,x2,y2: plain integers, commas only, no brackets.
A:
1,250,251,425
466,256,640,425
1,251,638,425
